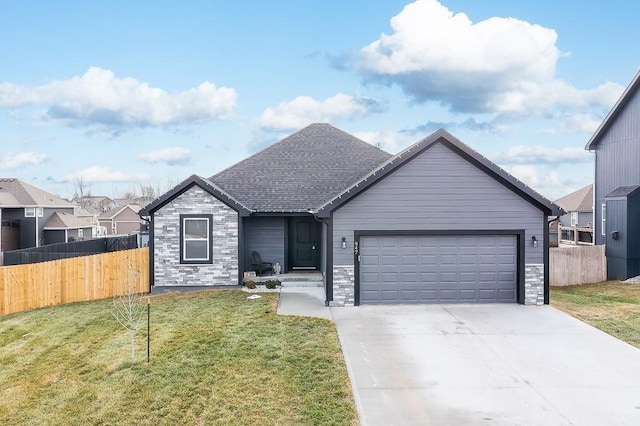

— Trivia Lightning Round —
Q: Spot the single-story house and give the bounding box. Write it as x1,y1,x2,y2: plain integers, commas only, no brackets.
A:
42,211,101,244
140,124,563,306
98,204,143,236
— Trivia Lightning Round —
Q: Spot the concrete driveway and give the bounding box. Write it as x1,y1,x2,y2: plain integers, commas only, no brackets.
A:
331,304,640,426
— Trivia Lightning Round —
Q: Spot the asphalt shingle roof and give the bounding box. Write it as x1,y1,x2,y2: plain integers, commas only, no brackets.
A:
44,212,94,229
0,178,73,207
554,184,593,212
209,123,391,212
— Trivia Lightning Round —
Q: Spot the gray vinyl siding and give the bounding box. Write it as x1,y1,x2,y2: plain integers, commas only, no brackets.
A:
245,217,286,270
593,87,640,245
333,143,544,266
559,211,593,227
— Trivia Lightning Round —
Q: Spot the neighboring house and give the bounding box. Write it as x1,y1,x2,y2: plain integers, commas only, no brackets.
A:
42,212,98,244
98,204,143,235
0,178,76,251
554,184,594,245
141,124,562,306
73,195,116,213
586,69,640,279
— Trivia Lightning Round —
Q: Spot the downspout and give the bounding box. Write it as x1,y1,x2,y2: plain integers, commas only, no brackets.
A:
141,215,153,293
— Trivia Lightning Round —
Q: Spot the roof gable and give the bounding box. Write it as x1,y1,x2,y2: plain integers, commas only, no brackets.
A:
586,70,640,150
317,129,564,217
99,204,141,220
44,212,93,230
139,175,251,216
209,123,391,212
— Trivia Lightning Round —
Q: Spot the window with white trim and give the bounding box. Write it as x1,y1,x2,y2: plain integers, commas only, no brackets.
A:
601,204,606,236
570,212,578,227
180,214,213,264
25,207,44,217
78,228,84,239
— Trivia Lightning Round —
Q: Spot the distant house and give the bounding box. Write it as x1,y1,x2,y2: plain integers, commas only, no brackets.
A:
42,212,99,244
0,178,76,251
141,124,562,306
98,204,143,235
586,69,640,279
73,195,116,213
554,184,594,245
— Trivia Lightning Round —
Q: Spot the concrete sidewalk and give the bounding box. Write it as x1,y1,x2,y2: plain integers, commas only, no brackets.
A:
276,287,332,320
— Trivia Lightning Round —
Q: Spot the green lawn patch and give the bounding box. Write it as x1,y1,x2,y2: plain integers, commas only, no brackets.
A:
551,281,640,349
0,290,357,425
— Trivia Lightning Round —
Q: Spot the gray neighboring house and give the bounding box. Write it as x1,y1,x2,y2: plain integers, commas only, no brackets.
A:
586,69,640,279
98,204,143,235
553,184,594,245
141,123,562,306
0,178,76,252
43,212,96,244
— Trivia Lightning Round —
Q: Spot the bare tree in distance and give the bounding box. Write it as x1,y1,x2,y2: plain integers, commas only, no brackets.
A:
111,262,146,368
72,175,92,209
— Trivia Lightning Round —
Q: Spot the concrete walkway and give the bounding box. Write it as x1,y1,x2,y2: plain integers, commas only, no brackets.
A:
277,294,640,426
276,286,332,320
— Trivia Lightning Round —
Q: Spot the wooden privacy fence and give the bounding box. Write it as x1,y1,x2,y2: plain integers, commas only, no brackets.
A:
550,245,606,286
0,248,149,316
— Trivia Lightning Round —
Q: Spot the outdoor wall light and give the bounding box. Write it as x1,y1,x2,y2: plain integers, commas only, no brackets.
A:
531,235,538,248
341,237,347,249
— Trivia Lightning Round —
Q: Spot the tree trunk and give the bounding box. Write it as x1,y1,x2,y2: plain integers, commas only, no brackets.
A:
130,328,135,367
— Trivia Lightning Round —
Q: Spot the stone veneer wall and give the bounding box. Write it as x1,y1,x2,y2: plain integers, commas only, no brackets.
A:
524,264,545,305
154,186,238,286
331,265,355,307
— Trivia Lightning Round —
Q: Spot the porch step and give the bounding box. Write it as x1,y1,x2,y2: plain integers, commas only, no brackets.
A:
249,272,324,288
279,279,324,288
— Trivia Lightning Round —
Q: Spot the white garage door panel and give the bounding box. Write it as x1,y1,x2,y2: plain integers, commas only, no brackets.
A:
360,235,518,304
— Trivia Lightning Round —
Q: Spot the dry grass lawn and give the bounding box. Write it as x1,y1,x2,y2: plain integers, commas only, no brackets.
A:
0,290,358,425
551,281,640,349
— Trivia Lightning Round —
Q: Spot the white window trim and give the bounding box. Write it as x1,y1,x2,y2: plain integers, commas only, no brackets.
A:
181,215,212,263
570,212,578,227
601,204,606,236
24,207,44,217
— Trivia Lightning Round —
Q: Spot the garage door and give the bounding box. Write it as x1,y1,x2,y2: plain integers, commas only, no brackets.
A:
359,235,517,304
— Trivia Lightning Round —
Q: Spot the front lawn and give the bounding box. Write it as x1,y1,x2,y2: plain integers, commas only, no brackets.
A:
551,281,640,349
0,290,357,425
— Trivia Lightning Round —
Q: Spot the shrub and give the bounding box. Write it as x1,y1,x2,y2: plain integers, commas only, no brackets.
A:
264,279,280,289
246,280,257,289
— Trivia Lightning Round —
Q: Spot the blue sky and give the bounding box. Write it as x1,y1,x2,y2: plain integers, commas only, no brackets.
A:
1,0,638,200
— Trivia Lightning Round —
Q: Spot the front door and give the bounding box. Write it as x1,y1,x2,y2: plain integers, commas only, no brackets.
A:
289,216,320,269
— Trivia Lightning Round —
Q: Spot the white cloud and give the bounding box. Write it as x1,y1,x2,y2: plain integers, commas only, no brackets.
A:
560,113,604,134
0,152,47,169
354,127,415,153
66,166,150,184
258,93,382,130
351,0,624,115
503,164,592,200
0,67,238,132
494,145,591,165
139,147,191,165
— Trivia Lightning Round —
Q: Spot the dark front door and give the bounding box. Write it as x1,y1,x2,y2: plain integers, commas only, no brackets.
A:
289,216,320,269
